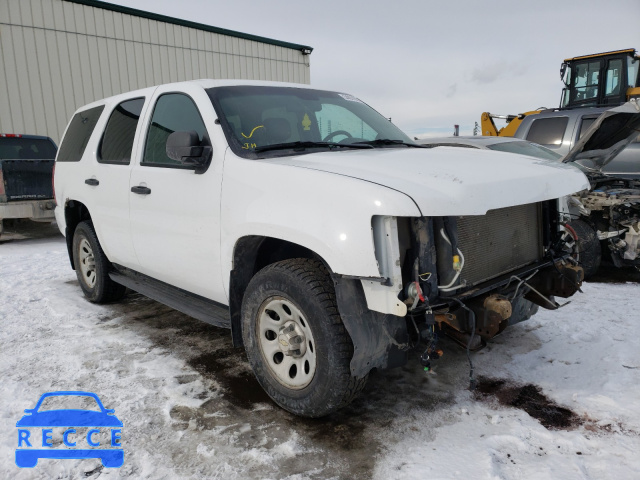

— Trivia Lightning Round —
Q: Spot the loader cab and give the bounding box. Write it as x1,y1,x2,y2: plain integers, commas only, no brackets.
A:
560,49,640,109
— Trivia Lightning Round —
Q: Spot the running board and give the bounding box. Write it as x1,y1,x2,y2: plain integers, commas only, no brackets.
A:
109,267,230,329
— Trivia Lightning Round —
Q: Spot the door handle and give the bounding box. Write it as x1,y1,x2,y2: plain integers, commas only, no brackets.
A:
131,185,151,195
85,178,99,186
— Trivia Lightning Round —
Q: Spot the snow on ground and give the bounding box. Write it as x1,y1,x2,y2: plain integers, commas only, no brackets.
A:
374,280,640,480
1,226,639,479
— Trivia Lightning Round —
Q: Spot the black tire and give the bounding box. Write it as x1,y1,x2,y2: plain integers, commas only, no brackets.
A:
567,219,601,279
241,258,367,417
72,221,126,303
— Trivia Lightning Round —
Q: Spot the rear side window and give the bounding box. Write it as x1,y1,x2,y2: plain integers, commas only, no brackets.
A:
142,93,209,167
0,137,57,160
98,98,145,164
525,117,568,147
57,105,105,162
578,117,597,139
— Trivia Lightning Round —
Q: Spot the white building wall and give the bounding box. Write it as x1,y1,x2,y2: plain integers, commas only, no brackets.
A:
0,0,311,142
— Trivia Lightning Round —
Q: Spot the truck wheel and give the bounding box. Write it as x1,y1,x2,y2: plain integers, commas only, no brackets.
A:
241,258,367,417
72,221,126,303
566,219,601,279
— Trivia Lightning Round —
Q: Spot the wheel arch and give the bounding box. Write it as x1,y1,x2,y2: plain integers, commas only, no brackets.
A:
64,200,92,270
228,235,331,347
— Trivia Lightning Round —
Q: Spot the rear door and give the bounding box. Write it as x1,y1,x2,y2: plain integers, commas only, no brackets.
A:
128,84,226,302
88,97,149,268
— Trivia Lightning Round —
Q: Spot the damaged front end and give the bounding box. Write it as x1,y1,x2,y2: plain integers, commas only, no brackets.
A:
561,100,640,269
566,178,640,267
334,200,584,378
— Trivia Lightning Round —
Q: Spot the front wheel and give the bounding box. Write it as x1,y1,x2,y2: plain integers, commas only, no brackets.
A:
72,221,126,303
241,258,367,417
566,219,601,279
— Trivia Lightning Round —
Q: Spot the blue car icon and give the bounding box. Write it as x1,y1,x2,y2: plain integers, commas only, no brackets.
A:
16,391,123,468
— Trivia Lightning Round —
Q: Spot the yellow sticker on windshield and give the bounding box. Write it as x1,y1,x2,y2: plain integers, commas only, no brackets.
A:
241,125,264,139
302,114,311,131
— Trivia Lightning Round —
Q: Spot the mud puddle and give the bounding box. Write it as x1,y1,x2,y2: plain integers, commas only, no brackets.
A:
188,349,272,409
474,377,582,429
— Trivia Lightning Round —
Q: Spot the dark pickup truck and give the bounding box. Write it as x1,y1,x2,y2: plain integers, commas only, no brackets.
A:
0,134,58,236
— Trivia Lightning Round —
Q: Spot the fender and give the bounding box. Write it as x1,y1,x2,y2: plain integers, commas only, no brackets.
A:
332,276,409,378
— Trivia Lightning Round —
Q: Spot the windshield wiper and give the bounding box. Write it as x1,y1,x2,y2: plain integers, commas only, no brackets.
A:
254,141,373,153
353,139,426,148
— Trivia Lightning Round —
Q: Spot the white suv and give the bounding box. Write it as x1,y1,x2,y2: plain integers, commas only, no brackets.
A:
54,80,589,417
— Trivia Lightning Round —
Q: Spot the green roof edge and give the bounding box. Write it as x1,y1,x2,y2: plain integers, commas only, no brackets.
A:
63,0,314,53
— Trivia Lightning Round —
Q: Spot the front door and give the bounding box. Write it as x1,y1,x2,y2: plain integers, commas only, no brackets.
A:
128,85,226,302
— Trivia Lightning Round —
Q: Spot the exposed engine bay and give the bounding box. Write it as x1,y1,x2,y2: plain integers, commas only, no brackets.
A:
335,200,584,379
396,201,582,360
567,178,640,266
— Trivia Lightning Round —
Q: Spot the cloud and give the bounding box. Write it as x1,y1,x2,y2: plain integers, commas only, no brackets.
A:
445,83,457,98
470,61,529,85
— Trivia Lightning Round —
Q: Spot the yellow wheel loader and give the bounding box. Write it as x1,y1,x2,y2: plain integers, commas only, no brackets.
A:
481,48,640,137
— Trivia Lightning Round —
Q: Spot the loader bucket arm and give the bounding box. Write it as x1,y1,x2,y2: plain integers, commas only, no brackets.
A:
481,111,542,137
480,112,500,136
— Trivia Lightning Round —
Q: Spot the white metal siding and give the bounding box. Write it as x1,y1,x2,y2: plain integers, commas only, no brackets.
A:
0,0,311,142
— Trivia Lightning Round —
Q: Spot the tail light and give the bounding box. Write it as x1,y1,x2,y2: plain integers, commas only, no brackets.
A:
52,163,57,205
0,133,22,138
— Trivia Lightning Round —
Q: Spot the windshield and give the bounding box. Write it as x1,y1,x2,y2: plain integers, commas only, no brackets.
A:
207,86,415,158
487,141,562,161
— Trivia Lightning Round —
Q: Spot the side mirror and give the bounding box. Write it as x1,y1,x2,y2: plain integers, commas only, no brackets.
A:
166,131,212,174
560,62,568,84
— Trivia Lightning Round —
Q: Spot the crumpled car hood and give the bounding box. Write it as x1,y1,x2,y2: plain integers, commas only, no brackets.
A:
562,100,640,172
264,147,589,216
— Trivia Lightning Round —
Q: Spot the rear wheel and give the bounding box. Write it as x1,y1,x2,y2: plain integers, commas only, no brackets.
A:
566,219,601,279
72,221,126,303
241,258,367,417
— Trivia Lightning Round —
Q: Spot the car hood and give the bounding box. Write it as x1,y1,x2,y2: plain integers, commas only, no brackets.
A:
562,100,640,172
263,147,589,216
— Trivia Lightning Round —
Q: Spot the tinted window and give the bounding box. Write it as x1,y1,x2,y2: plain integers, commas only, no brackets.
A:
487,141,562,160
578,117,597,139
57,106,105,162
98,98,145,164
0,137,57,160
142,94,208,166
525,117,568,147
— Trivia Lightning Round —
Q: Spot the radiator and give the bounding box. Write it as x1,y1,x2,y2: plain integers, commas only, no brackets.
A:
456,203,543,287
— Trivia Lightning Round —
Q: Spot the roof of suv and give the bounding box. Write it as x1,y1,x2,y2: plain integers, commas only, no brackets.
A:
71,79,326,114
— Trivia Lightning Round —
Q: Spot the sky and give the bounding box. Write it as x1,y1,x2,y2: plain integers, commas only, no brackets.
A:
105,0,640,138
